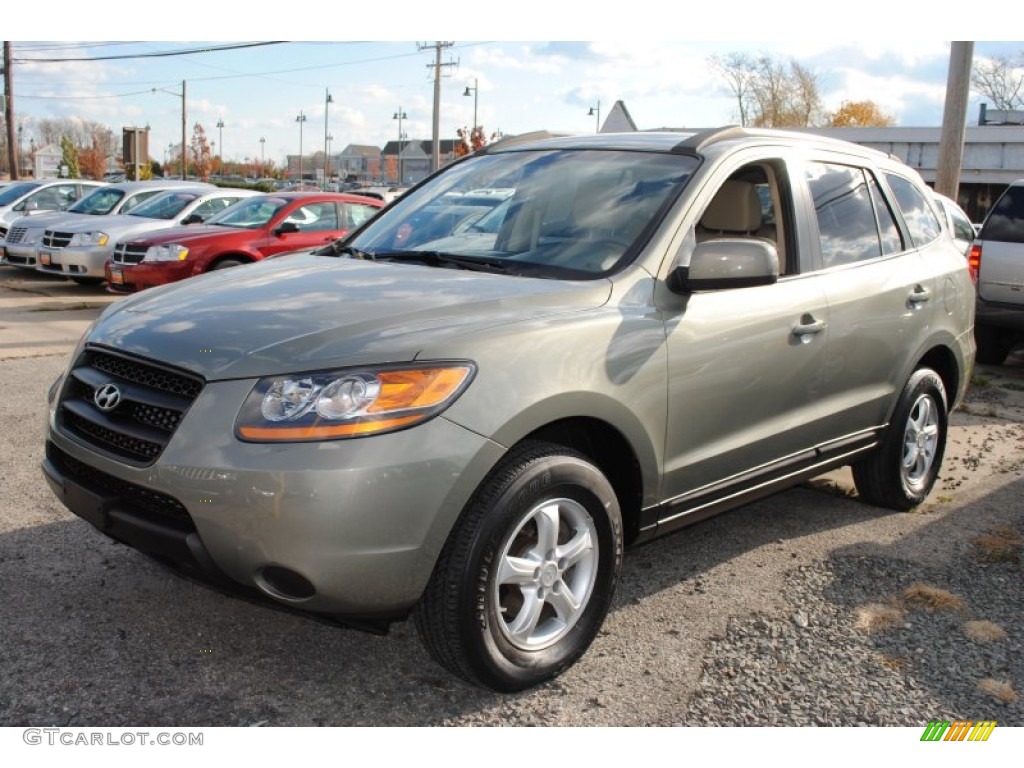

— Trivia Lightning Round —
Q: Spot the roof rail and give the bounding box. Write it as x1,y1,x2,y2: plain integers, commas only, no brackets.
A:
671,125,748,154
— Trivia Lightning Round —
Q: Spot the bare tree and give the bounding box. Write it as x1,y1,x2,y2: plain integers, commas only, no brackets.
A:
971,54,1024,110
711,52,824,127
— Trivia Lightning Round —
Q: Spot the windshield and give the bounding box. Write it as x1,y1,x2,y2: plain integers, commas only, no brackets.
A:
205,196,287,229
127,192,199,220
0,182,42,205
68,187,126,215
350,149,696,278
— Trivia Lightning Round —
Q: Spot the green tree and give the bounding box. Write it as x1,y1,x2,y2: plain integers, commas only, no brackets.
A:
59,134,80,178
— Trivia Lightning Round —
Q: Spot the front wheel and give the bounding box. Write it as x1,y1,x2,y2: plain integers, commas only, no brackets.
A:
414,441,623,691
853,368,948,510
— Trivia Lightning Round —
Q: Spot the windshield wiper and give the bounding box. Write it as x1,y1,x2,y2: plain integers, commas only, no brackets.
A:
369,250,515,274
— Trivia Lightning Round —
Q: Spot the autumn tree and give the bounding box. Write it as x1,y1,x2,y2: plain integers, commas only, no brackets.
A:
454,126,494,158
189,123,213,181
78,136,107,180
59,134,80,178
711,53,824,127
826,100,895,127
971,54,1024,110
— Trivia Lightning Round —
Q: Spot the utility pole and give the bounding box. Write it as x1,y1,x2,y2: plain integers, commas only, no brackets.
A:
935,41,974,199
419,41,455,174
4,41,18,180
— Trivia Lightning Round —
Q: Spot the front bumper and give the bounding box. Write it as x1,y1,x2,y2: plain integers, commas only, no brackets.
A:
37,244,112,278
2,243,40,268
44,376,504,618
106,259,192,292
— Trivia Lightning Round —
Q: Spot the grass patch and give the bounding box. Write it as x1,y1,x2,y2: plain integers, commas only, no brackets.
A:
999,381,1024,392
854,602,906,634
971,525,1022,563
977,678,1018,703
971,374,992,387
964,620,1008,643
903,583,965,612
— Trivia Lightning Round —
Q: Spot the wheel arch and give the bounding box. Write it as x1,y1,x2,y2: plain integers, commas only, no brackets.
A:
523,417,645,545
914,344,961,410
205,252,255,272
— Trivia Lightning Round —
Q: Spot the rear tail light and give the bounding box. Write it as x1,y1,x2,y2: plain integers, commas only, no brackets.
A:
967,243,981,283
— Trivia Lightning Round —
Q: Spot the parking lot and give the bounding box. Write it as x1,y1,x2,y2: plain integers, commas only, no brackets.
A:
0,264,1021,726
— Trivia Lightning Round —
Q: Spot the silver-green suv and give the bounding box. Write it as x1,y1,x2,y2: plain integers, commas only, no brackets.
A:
43,128,975,691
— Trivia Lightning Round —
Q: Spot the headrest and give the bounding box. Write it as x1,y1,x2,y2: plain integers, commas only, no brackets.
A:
700,180,763,232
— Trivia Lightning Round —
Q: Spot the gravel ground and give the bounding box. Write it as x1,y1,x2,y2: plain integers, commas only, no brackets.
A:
0,342,1021,729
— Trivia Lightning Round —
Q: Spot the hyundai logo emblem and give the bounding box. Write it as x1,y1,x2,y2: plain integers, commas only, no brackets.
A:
94,383,122,412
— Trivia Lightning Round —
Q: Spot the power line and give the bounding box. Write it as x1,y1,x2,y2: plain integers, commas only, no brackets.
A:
12,41,288,63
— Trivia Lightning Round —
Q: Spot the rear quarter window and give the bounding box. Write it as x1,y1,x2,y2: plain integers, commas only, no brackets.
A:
884,173,942,247
979,184,1024,243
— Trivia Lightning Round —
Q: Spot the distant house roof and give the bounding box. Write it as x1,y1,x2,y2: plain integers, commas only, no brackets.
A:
601,101,637,133
340,144,380,157
381,139,459,156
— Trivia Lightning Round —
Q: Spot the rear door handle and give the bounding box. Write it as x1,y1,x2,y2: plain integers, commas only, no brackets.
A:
908,285,931,306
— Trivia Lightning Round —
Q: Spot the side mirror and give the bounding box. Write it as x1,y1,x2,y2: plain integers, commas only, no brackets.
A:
274,221,300,236
667,239,779,294
182,213,204,225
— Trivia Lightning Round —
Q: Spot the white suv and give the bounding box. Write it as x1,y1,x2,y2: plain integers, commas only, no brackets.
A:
970,179,1024,364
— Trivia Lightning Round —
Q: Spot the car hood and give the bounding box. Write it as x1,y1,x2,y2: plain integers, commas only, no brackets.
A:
120,223,249,247
88,253,612,380
52,213,165,235
8,211,97,232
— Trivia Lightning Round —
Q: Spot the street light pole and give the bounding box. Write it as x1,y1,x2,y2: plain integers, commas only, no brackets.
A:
324,89,333,190
463,78,478,133
588,100,601,133
152,80,187,178
392,107,406,185
260,137,265,178
296,111,307,184
216,118,224,173
326,134,333,187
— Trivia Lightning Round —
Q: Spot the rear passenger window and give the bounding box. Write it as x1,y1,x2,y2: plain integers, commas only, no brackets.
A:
980,185,1024,243
806,163,883,267
884,174,942,247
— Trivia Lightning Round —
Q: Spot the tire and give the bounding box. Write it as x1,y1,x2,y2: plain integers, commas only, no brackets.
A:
853,368,948,510
210,258,245,271
414,441,623,692
71,276,104,286
974,324,1013,366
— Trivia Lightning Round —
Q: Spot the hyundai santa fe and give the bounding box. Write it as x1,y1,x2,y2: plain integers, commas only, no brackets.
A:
43,128,975,691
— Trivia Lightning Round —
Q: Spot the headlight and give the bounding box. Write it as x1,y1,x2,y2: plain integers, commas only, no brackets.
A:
68,231,109,247
143,244,189,262
235,363,475,441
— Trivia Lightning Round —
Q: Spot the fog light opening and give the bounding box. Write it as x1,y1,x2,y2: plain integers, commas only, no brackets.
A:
257,566,316,601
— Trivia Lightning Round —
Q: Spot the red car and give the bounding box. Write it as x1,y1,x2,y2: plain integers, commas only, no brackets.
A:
105,192,383,292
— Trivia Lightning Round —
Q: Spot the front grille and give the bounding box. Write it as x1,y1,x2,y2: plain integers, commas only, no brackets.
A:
113,243,148,265
57,347,204,466
6,225,28,244
47,441,194,531
42,230,73,249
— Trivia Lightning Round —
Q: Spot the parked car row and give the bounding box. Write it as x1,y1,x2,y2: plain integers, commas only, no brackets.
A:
0,180,384,291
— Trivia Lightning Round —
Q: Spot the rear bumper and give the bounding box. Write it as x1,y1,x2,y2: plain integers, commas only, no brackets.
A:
976,297,1024,332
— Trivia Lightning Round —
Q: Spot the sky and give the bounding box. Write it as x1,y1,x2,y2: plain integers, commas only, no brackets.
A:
7,6,1024,170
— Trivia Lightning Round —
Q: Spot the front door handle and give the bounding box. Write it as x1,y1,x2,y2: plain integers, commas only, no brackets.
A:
793,314,827,343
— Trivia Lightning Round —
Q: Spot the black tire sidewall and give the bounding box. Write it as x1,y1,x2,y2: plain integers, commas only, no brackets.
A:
461,454,622,691
892,368,948,505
